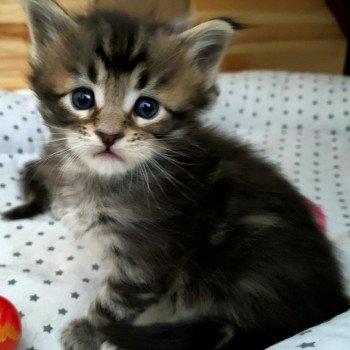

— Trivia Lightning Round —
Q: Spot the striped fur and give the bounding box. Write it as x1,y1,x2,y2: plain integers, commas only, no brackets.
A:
5,1,349,350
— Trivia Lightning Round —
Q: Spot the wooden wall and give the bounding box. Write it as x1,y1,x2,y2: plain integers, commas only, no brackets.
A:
0,0,346,90
192,0,347,74
95,0,189,22
0,0,91,90
326,0,350,74
0,0,29,90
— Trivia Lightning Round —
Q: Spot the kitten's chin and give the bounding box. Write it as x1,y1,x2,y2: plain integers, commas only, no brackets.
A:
80,149,151,177
84,154,131,177
68,142,155,177
95,150,124,162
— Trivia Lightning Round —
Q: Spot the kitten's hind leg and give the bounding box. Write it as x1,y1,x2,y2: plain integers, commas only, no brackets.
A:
2,160,49,220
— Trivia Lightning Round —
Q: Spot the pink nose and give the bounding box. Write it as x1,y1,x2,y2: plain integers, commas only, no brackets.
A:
95,130,124,148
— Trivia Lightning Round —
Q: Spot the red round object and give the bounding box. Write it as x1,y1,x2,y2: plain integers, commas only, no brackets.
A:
0,297,21,350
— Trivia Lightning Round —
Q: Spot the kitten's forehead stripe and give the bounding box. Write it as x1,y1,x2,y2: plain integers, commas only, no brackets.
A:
66,65,81,77
165,108,187,120
89,13,148,75
136,71,149,90
88,62,97,84
96,45,112,71
154,69,177,90
96,39,147,74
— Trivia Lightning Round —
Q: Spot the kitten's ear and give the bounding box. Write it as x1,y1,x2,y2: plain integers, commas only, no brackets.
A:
179,18,242,84
22,0,75,59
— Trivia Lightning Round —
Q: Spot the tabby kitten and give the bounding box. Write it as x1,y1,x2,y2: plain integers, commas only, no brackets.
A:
4,1,349,349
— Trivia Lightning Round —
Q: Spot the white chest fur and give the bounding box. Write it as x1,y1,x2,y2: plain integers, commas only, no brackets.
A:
51,181,148,285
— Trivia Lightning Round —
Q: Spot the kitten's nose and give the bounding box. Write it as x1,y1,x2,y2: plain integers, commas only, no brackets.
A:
95,130,124,148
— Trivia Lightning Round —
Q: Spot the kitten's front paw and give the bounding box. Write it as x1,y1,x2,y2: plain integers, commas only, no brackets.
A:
61,318,101,350
100,341,119,350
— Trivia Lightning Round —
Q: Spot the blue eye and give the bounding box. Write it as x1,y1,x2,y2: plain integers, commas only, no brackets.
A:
72,88,95,110
133,97,159,119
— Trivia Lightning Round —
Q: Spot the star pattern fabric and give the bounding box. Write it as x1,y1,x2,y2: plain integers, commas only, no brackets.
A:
0,72,350,349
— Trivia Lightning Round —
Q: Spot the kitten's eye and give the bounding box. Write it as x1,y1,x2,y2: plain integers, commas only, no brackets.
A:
133,97,159,119
72,88,95,110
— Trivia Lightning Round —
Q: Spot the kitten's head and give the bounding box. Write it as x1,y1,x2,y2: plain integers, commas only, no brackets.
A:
24,0,239,176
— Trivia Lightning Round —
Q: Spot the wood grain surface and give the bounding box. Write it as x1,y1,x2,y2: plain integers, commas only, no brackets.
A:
192,0,346,74
0,0,91,90
95,0,189,22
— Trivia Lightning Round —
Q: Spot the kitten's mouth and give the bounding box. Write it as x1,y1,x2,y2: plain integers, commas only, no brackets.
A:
95,149,124,162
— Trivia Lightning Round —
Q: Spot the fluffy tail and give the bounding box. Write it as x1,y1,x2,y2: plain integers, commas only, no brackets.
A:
2,202,45,220
2,160,49,220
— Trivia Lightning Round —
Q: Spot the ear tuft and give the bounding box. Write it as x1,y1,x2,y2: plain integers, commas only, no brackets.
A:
22,0,75,60
213,17,248,31
179,19,240,85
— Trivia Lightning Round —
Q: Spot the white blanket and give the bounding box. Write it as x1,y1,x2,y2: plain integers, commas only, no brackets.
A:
0,71,349,350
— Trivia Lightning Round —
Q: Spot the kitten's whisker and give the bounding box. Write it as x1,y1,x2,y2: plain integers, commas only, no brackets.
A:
155,145,190,157
139,144,191,164
57,151,81,178
42,122,69,133
49,137,70,142
32,137,69,145
128,167,135,192
31,140,58,145
144,162,165,195
157,152,195,166
25,146,76,183
148,159,196,204
149,151,202,188
140,163,153,203
146,136,183,142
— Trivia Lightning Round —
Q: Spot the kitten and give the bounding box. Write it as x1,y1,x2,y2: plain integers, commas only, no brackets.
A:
4,1,349,349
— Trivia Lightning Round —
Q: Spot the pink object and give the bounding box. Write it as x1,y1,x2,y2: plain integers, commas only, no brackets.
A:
307,201,327,235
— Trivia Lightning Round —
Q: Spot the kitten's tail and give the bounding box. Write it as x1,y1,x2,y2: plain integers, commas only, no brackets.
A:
2,201,45,220
2,160,49,220
98,319,230,350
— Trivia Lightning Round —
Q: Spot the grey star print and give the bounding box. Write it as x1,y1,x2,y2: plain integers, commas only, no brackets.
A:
58,308,67,315
43,324,53,333
298,342,315,348
92,263,100,271
30,294,40,302
71,292,80,299
0,71,350,350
